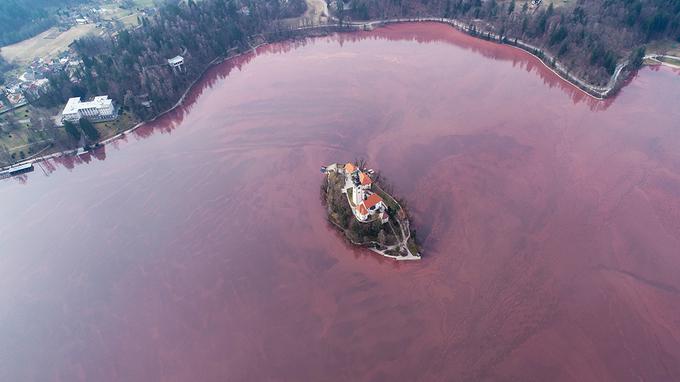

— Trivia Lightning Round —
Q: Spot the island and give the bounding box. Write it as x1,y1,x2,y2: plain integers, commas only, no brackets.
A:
321,162,421,261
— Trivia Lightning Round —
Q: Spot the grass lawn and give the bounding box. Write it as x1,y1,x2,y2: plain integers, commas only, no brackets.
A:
118,14,141,27
94,111,140,138
0,105,55,164
0,107,141,166
374,184,400,212
0,129,52,164
346,186,355,207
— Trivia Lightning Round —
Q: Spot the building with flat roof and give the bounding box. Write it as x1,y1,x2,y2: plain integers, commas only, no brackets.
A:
62,96,117,123
167,55,185,73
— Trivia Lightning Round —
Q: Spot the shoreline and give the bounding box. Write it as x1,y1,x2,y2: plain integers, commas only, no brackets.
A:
334,17,629,100
0,19,661,174
0,40,276,174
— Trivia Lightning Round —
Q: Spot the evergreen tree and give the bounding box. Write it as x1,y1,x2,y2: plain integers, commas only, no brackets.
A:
79,118,100,141
63,121,81,142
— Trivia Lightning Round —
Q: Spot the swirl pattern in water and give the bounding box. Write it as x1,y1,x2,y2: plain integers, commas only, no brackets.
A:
1,23,680,382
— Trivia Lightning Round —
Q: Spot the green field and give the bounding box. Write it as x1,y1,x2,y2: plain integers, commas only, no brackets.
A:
95,110,140,136
0,106,50,164
0,106,141,166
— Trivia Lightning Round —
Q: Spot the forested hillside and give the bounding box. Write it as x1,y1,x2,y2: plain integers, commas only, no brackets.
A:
37,0,305,119
33,0,679,123
0,0,89,47
347,0,680,85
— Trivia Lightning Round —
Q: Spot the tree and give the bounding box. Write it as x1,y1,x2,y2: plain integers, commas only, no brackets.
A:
63,120,81,141
508,0,515,15
79,118,100,141
378,229,387,245
337,0,345,26
629,46,646,70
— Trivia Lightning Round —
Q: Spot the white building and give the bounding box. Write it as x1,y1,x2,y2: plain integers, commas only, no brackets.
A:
167,55,185,73
62,96,117,123
340,162,388,223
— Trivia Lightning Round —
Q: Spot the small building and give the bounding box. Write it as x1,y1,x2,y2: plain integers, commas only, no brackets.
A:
62,96,118,123
353,193,387,222
344,162,358,174
7,93,26,106
355,203,370,221
358,171,373,189
237,6,251,16
167,55,185,73
362,193,386,214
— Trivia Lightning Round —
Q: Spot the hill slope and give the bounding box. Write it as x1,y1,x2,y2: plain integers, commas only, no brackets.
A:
0,0,89,47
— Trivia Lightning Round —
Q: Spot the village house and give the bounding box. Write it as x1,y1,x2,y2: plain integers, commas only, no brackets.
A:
61,96,118,123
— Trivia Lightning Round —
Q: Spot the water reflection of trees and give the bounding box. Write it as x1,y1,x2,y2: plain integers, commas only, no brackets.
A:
127,25,623,142
32,145,109,176
15,24,654,181
336,25,616,111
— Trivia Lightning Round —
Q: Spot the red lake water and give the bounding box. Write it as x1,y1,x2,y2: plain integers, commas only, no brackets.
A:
1,23,679,381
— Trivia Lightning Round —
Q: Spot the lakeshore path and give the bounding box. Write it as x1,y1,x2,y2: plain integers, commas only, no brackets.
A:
645,54,680,69
301,0,676,100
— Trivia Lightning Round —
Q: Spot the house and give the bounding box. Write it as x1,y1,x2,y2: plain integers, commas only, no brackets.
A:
356,203,370,221
340,162,389,223
7,93,26,106
167,55,185,73
353,190,388,222
362,193,385,213
344,162,357,173
237,6,251,16
358,171,373,189
62,96,118,123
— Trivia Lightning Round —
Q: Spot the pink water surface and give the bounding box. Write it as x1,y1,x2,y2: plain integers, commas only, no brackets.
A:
1,23,679,381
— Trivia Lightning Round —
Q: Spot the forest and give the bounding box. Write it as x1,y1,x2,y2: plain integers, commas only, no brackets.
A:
0,0,89,47
36,0,306,120
31,0,680,124
346,0,680,85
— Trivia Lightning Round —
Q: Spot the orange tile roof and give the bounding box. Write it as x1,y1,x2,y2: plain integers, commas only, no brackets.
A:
357,204,369,215
358,171,373,185
363,193,383,209
344,162,357,173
